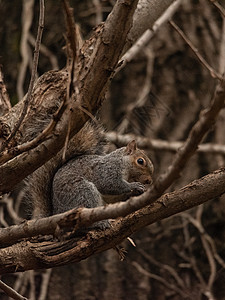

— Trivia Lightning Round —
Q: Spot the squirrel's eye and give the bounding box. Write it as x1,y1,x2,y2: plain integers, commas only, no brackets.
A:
137,158,144,165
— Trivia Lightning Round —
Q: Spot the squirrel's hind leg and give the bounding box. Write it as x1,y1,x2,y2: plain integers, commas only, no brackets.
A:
52,177,110,230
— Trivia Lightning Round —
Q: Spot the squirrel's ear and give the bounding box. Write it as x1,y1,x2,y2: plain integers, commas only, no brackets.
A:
125,140,137,154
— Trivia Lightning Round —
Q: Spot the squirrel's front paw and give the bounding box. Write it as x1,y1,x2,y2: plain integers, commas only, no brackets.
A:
129,182,146,196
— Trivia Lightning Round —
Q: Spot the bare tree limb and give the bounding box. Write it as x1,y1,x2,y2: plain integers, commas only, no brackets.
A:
0,98,68,165
0,67,11,117
182,208,216,299
208,0,225,18
0,74,225,245
106,132,225,155
106,76,225,213
151,76,225,196
38,269,52,300
138,249,187,291
62,0,78,60
28,33,59,70
0,167,224,275
1,0,45,152
117,0,183,73
126,0,176,50
17,0,35,100
0,279,28,300
132,261,189,298
169,20,223,80
0,0,139,194
219,18,225,74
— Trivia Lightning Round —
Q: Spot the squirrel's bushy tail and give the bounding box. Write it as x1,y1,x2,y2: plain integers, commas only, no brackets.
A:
27,121,106,217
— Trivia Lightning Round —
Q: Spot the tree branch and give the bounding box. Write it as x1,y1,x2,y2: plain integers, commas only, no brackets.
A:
0,279,28,300
208,0,225,18
0,0,139,194
2,0,45,151
0,67,11,117
0,167,224,274
125,0,176,50
106,132,225,155
169,20,222,80
117,0,183,73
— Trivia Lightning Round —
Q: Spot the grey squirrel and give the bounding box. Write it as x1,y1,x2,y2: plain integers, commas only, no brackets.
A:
28,122,154,229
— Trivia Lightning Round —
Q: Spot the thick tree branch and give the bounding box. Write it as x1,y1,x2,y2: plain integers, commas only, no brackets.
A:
0,167,224,274
0,0,139,194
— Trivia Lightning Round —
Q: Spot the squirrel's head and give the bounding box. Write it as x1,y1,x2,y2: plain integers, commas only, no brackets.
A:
125,140,154,185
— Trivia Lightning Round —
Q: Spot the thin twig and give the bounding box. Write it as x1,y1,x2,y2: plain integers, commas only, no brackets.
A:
1,0,45,152
169,20,222,80
93,0,103,24
208,0,225,18
62,0,78,60
2,195,24,224
180,217,207,287
0,98,68,165
28,270,36,300
117,47,155,134
28,33,59,70
195,206,218,291
139,249,186,290
152,76,225,195
38,269,52,300
116,0,183,73
0,279,28,300
0,67,11,116
62,59,74,162
182,209,216,299
61,0,80,161
219,18,225,74
132,261,189,298
17,0,35,100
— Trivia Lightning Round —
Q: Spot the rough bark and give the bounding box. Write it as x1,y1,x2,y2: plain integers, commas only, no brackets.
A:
0,0,139,194
0,167,224,274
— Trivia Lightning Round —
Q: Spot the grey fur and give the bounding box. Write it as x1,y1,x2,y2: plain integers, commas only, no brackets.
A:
27,119,154,231
52,146,153,229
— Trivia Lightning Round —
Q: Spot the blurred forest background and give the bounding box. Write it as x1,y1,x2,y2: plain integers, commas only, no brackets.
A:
0,0,225,299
